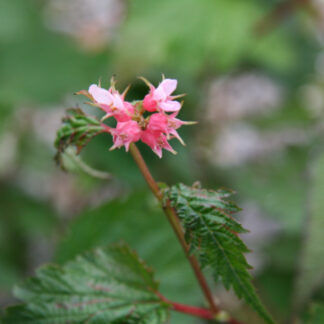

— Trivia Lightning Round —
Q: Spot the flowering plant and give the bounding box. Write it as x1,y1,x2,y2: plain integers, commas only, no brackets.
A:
2,76,278,324
77,77,189,158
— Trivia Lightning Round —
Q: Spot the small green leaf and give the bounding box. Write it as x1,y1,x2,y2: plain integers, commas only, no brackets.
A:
2,243,170,324
166,183,275,324
54,108,107,169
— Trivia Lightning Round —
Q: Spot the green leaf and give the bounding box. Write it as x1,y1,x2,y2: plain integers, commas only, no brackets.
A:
166,183,275,324
55,190,200,324
54,108,107,169
2,243,169,324
293,152,324,307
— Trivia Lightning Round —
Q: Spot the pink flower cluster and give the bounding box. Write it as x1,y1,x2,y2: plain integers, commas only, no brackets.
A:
79,77,191,158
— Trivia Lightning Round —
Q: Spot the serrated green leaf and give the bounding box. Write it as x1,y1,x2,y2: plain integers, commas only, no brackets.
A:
54,108,107,170
2,243,169,324
55,190,200,324
293,152,324,308
166,183,275,324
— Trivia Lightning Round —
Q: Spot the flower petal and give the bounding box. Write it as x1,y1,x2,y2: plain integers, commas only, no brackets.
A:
159,79,177,96
153,86,167,101
89,84,113,105
159,100,181,112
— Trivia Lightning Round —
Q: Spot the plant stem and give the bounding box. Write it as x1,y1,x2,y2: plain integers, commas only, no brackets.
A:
129,144,217,312
129,143,245,324
163,203,219,313
156,292,214,320
129,143,163,201
157,292,245,324
171,302,213,319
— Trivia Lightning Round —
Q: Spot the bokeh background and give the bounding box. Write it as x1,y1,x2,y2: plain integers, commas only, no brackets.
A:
1,0,324,323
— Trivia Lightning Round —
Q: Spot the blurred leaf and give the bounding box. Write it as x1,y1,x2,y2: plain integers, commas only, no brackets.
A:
55,108,107,169
0,184,57,242
263,234,300,272
166,183,275,324
305,303,324,324
0,184,59,303
0,0,111,105
116,0,296,76
293,151,324,307
0,259,20,290
231,149,308,233
0,0,30,43
257,267,295,322
2,243,169,324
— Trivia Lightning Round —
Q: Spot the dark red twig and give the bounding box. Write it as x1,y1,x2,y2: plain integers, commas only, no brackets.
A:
156,292,245,323
169,301,214,320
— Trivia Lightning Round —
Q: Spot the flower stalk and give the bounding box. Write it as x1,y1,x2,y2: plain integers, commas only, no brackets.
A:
129,143,245,324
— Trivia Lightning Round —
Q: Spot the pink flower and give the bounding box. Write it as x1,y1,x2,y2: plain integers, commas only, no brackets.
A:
146,113,168,134
88,84,134,122
146,112,186,145
142,78,181,112
141,129,176,158
78,76,193,157
110,120,142,152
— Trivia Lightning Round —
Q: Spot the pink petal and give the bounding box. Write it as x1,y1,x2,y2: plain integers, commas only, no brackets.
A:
143,94,157,112
141,130,157,149
153,86,167,101
125,141,132,152
169,129,185,145
167,115,184,129
159,100,181,112
147,113,168,133
113,111,132,122
159,79,177,96
161,137,175,153
112,94,124,110
89,84,113,105
152,146,163,158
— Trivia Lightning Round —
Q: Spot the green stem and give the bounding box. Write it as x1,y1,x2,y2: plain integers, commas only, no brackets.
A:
129,143,218,313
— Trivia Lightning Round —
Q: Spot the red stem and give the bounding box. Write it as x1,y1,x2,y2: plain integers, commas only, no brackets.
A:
157,292,245,323
171,301,245,324
170,301,214,320
129,144,218,313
